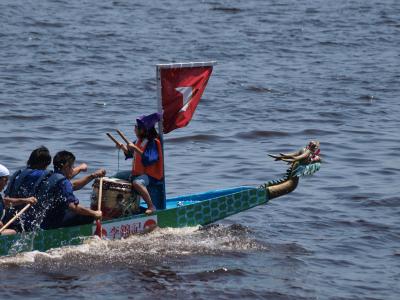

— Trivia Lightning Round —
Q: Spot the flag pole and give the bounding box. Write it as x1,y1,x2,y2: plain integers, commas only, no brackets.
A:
156,64,166,209
156,65,163,142
155,61,216,209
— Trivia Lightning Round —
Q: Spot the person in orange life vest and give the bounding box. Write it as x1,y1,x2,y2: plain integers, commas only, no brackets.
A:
116,113,163,215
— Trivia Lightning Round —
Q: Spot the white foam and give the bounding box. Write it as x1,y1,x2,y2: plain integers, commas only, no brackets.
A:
0,225,264,269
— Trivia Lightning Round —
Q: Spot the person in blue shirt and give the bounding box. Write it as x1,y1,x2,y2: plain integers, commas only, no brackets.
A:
40,150,103,230
6,146,99,200
4,146,55,232
2,146,51,232
4,147,105,232
0,164,37,235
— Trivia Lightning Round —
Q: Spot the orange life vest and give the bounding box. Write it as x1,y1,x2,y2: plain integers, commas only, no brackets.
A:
132,138,164,180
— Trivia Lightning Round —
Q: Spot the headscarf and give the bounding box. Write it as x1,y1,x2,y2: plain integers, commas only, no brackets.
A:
136,113,161,130
0,164,10,177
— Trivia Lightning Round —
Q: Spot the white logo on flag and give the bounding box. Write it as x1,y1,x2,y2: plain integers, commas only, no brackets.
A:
176,87,194,112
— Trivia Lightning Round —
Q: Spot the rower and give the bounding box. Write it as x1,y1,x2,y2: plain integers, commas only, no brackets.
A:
39,150,103,230
0,164,37,235
4,146,106,232
3,146,51,232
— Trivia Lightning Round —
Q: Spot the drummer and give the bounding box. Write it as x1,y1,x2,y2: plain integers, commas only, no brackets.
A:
116,113,164,214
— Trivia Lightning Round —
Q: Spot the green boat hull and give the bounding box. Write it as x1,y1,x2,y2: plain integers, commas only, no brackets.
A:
0,186,267,257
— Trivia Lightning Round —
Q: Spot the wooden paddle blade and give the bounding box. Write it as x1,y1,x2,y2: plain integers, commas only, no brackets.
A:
98,177,104,211
94,177,104,238
94,220,102,238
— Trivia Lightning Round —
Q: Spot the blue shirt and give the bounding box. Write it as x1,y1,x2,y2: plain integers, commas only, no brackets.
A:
4,169,46,199
2,169,46,230
40,172,79,230
18,169,46,198
58,177,79,206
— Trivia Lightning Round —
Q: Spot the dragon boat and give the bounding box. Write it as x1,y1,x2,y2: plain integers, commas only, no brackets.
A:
0,169,306,257
0,62,320,257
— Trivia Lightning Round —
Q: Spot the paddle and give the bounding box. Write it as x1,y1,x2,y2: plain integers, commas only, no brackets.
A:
0,203,31,234
95,177,104,238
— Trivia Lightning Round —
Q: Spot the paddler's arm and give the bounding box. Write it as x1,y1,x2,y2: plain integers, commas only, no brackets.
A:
68,203,102,220
0,222,16,235
3,196,37,207
60,180,102,220
71,163,88,178
72,168,106,191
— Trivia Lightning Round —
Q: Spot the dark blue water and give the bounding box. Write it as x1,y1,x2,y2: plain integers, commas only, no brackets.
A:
1,0,400,299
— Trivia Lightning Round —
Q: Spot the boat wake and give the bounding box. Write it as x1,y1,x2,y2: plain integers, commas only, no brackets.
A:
0,224,266,271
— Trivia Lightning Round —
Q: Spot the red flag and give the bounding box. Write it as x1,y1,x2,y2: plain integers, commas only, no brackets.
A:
160,65,213,134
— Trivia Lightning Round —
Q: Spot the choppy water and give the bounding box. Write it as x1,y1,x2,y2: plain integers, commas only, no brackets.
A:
1,0,400,299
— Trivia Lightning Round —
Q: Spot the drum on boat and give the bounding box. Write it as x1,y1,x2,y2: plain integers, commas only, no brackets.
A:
91,177,140,220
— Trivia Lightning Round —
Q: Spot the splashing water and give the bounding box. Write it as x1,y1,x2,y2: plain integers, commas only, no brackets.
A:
0,225,266,271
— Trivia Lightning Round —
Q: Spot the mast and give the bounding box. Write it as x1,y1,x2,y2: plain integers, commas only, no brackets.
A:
156,61,217,208
156,64,166,209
